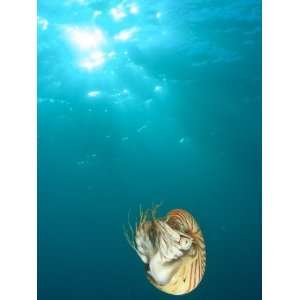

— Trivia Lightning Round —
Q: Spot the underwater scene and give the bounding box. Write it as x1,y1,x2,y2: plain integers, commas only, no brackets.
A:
38,0,261,299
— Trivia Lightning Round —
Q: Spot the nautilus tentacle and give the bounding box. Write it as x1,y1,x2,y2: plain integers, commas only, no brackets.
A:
125,207,206,295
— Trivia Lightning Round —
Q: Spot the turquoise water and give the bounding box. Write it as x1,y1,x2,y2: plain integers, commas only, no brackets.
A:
38,0,261,299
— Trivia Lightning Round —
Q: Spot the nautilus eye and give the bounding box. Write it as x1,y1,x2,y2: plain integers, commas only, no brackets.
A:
179,236,192,250
125,207,206,296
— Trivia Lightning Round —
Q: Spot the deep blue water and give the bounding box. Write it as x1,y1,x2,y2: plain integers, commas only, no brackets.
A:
38,0,261,299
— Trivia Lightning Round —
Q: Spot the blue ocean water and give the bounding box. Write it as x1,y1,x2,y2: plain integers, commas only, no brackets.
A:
38,0,261,299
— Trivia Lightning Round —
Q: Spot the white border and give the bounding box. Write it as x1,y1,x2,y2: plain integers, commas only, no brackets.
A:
263,0,300,299
0,1,36,300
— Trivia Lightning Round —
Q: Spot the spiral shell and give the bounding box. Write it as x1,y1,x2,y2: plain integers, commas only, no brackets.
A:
125,207,206,295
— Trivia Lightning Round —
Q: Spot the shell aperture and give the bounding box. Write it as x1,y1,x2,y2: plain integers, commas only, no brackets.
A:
125,208,206,295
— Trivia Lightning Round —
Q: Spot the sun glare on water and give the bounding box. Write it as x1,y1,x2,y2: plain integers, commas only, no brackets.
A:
66,27,106,50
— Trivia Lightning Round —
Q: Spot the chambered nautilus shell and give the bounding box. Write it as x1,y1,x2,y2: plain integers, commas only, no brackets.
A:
125,206,206,295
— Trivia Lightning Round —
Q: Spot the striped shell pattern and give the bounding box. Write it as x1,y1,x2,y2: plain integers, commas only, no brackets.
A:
126,207,206,295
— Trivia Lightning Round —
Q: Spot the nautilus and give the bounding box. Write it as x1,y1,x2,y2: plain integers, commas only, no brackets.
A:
125,206,206,295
